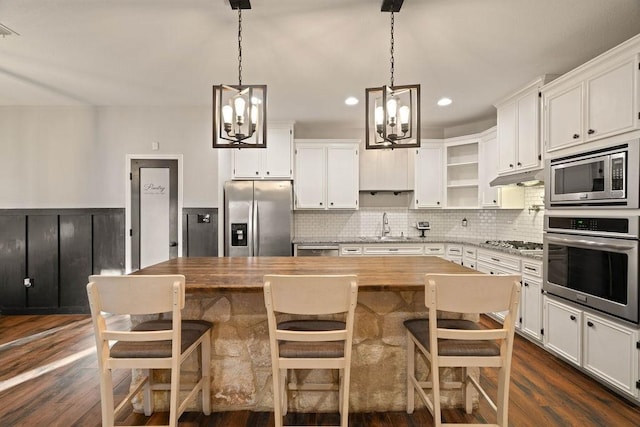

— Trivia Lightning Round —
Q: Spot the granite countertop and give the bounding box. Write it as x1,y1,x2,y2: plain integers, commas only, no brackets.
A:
293,236,543,260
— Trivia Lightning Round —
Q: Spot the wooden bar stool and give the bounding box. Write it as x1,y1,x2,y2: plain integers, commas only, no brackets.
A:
404,273,521,427
87,274,212,427
263,274,358,427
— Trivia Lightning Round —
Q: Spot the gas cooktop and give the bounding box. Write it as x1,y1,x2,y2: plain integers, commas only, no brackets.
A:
485,240,543,250
484,240,543,254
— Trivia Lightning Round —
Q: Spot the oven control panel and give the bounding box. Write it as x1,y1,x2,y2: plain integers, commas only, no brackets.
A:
548,216,629,233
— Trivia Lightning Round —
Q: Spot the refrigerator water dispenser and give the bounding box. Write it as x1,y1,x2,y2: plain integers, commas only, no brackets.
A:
231,223,248,246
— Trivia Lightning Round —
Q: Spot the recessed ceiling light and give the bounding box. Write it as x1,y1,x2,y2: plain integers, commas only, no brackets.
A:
437,97,452,106
345,97,359,106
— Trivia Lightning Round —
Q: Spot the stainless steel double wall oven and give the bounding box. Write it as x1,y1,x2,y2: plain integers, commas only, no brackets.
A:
543,138,640,323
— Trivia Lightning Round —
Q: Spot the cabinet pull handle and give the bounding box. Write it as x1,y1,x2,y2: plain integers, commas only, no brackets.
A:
570,315,576,321
587,129,595,135
524,266,536,271
491,257,501,262
587,321,594,327
389,248,399,252
572,134,580,139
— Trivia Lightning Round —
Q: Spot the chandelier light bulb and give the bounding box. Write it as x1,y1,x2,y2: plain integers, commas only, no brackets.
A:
234,97,246,125
250,105,259,124
387,98,398,126
375,106,385,125
222,105,233,125
399,105,410,124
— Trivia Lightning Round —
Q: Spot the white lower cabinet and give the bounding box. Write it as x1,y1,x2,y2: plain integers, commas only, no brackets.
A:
476,249,521,324
543,296,582,366
544,296,639,399
583,312,638,397
445,244,463,264
462,246,476,269
520,259,543,342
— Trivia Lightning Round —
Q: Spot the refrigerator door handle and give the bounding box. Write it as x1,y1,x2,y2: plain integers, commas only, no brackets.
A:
247,198,254,256
254,202,260,256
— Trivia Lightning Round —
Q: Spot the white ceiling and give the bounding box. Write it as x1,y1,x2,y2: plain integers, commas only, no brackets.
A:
0,0,639,130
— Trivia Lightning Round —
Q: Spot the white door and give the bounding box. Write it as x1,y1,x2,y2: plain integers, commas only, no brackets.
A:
131,159,179,270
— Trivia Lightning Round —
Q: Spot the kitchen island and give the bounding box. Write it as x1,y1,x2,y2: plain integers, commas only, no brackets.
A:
134,256,477,413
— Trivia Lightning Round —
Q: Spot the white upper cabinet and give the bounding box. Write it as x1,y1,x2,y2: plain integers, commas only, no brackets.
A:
326,145,359,209
495,76,548,175
479,127,524,209
413,142,444,208
543,35,640,153
294,140,359,210
359,146,412,191
232,122,294,179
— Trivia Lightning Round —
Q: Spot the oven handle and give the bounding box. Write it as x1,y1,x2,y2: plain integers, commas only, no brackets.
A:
545,235,636,251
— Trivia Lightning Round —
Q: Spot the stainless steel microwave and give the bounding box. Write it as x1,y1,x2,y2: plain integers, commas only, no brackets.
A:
547,142,639,208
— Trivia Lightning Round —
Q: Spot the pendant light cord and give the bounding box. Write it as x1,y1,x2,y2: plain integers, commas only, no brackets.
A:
238,8,243,86
389,10,395,88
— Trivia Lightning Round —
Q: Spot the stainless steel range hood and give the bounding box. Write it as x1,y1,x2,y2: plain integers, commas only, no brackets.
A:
489,169,545,187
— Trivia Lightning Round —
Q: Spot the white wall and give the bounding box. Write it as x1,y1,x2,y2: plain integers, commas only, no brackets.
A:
0,106,218,209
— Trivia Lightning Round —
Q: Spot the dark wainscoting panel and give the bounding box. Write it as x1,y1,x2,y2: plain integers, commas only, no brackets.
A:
0,209,125,314
59,214,92,310
182,208,218,257
27,215,59,309
0,215,26,308
92,211,125,275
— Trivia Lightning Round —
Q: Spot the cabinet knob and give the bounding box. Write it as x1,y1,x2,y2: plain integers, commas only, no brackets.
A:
517,162,522,166
319,202,323,206
570,315,576,321
587,129,595,135
572,134,580,139
330,202,334,206
493,200,497,203
509,163,514,168
255,171,259,175
437,201,440,205
587,321,594,327
266,171,270,175
524,282,529,287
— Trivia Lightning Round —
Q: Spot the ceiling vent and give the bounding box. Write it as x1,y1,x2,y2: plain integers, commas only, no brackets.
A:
0,22,20,37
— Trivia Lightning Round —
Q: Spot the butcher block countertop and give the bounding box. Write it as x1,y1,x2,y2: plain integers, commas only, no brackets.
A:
134,256,475,293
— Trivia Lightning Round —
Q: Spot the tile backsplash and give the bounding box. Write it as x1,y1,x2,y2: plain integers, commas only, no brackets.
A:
294,186,544,243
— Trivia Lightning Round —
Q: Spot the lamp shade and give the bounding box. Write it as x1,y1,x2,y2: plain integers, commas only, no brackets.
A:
213,84,267,148
366,84,420,149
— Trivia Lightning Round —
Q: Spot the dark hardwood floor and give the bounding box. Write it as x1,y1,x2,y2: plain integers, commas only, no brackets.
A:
1,314,639,426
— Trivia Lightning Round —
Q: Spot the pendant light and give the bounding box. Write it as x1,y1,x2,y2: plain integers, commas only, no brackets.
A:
213,0,267,148
366,0,420,149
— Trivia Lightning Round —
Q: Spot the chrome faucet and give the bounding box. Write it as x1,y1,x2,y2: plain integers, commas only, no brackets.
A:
382,212,391,237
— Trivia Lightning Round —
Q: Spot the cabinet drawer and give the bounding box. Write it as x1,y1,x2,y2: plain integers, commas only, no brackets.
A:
424,244,445,256
522,260,542,278
340,245,362,256
463,246,477,259
446,244,463,257
476,261,518,276
363,245,424,256
477,249,520,271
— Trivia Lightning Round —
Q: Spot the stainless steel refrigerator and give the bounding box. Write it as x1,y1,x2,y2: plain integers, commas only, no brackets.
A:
224,180,293,256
